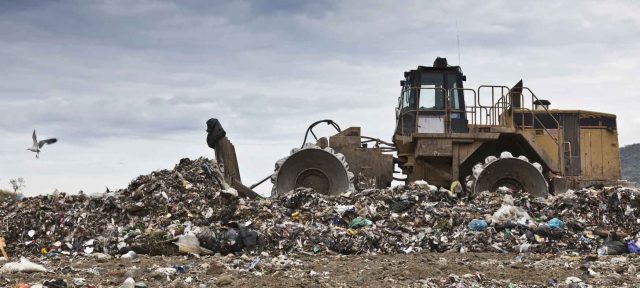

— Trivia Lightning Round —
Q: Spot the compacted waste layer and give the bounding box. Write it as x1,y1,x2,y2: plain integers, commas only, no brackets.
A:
1,157,639,258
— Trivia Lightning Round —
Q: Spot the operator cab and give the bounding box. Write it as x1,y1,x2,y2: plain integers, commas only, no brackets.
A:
396,57,468,135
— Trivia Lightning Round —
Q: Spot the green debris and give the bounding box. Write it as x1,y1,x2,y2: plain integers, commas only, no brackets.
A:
349,217,373,228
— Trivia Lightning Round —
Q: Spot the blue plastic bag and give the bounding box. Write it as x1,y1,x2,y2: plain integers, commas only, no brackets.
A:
547,218,564,229
468,219,488,231
627,240,639,253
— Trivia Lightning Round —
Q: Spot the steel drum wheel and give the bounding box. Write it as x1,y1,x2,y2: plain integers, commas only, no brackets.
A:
467,153,549,197
272,146,353,196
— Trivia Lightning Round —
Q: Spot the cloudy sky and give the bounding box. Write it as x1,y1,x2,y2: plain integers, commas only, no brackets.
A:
1,0,639,196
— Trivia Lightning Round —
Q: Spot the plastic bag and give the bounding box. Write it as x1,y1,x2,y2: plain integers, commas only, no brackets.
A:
0,257,47,273
206,118,226,149
491,195,531,225
349,217,373,229
468,219,488,231
627,240,639,253
175,234,214,255
547,218,564,229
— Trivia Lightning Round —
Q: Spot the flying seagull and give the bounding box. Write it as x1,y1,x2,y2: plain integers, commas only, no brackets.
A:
27,129,57,159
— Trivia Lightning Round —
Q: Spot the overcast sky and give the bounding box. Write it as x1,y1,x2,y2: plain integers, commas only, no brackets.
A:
1,0,639,196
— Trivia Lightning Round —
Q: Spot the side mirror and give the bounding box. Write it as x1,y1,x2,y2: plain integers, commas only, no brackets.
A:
395,107,400,119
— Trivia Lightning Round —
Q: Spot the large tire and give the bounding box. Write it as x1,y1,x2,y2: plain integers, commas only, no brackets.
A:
466,152,549,197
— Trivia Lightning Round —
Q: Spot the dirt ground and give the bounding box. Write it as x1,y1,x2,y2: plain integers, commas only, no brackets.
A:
2,252,640,287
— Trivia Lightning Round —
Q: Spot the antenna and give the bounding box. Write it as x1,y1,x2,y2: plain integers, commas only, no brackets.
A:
456,20,461,66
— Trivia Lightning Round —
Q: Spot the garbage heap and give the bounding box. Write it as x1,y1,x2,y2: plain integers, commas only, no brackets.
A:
0,157,236,256
1,157,639,257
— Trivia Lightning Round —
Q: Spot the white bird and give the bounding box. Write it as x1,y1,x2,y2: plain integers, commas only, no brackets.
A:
27,129,57,159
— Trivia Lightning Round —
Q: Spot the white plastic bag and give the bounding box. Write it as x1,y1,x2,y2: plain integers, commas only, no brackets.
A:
491,195,531,225
0,256,47,273
175,234,214,255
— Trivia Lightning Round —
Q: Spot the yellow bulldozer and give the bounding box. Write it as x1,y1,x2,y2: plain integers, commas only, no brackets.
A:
208,57,624,198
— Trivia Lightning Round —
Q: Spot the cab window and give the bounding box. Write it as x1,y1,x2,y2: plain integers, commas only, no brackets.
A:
401,84,414,110
447,72,463,110
419,72,445,110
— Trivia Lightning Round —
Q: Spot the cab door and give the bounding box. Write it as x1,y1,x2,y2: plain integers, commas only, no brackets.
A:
417,72,446,133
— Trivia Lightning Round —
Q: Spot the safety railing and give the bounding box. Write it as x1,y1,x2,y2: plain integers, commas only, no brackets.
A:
395,83,564,172
465,85,560,144
449,86,510,127
477,85,512,126
396,84,561,143
505,87,561,145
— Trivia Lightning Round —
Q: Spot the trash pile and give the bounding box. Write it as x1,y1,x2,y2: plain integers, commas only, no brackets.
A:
0,157,236,257
1,157,640,258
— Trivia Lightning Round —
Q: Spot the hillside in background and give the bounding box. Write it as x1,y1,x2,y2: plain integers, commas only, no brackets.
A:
620,143,640,184
0,189,15,200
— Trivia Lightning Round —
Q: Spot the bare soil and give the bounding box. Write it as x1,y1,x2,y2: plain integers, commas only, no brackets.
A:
3,252,640,287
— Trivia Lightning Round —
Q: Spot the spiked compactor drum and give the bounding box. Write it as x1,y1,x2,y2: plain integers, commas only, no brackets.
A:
466,152,549,197
271,145,353,196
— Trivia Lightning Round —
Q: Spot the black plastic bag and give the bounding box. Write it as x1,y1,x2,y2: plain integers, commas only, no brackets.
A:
206,118,226,149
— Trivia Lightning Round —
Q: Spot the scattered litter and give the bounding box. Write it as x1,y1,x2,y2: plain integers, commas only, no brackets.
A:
1,157,640,260
73,278,86,286
547,218,564,229
627,240,639,253
468,219,488,231
0,257,47,273
248,256,260,270
121,277,135,288
121,251,138,260
42,279,68,288
349,217,373,228
175,234,214,255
